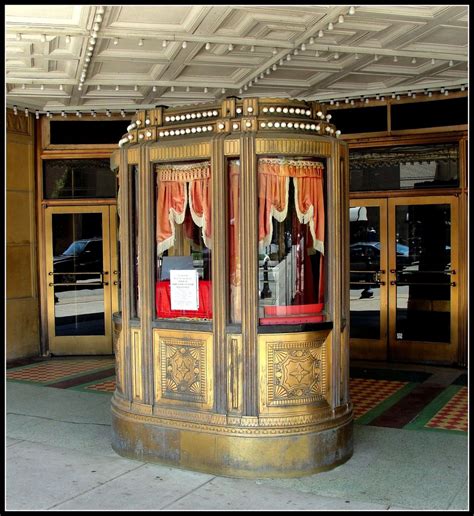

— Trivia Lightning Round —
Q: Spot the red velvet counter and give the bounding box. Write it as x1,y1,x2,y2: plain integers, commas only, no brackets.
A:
156,280,212,319
259,303,324,325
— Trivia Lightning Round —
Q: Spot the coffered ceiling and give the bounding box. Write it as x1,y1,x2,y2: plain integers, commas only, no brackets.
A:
5,4,469,114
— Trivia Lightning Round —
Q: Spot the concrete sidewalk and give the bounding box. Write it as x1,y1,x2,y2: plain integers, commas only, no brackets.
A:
6,382,468,511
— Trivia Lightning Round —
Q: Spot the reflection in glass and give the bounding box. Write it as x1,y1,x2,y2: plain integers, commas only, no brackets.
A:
52,213,105,336
349,206,381,339
44,159,116,199
395,204,451,343
154,161,212,320
350,144,459,192
257,157,326,325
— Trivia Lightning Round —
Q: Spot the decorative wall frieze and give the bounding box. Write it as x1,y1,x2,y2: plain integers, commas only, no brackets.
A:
153,329,214,409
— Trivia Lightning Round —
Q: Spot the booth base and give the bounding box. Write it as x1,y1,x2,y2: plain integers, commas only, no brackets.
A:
111,400,353,479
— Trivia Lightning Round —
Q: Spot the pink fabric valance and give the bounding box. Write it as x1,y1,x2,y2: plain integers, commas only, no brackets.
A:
258,158,325,254
156,161,211,255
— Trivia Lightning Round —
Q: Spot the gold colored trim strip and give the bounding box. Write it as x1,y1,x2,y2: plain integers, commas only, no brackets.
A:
149,142,211,161
131,328,143,401
256,138,331,156
224,139,240,156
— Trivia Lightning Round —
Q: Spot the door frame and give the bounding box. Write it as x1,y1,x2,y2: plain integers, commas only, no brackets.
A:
387,195,459,364
349,198,389,361
44,204,117,355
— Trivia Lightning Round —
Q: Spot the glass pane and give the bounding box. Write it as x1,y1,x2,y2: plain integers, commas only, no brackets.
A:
350,144,459,192
44,159,117,199
52,213,105,336
257,157,326,325
155,161,212,321
395,204,451,343
229,159,241,324
349,206,381,339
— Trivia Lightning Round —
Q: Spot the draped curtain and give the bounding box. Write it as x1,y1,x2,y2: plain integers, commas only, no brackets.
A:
258,158,325,255
258,158,325,305
156,161,211,255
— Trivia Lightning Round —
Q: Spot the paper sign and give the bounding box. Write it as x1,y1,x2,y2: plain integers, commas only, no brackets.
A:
170,269,199,311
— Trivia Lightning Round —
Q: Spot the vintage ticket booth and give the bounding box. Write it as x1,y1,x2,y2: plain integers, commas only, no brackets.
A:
110,97,352,478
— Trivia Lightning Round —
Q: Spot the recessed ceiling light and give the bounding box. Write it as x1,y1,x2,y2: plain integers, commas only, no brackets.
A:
181,41,187,48
138,39,144,46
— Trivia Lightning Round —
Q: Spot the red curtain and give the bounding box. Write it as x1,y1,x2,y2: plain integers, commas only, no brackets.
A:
258,158,324,254
156,161,211,255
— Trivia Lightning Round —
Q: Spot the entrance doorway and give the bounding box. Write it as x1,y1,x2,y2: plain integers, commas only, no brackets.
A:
349,196,458,364
45,205,119,355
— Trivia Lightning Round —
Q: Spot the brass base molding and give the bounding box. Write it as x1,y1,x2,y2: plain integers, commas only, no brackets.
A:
111,398,353,478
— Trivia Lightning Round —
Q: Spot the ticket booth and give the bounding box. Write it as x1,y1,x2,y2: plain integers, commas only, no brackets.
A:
110,97,353,478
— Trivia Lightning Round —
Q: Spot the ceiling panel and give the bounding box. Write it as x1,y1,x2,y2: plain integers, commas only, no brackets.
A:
5,4,468,114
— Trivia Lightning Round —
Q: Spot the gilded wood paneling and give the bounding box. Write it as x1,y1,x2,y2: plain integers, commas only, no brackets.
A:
255,138,331,156
224,139,240,155
149,142,210,161
227,335,243,414
258,331,331,415
131,328,143,401
153,329,214,410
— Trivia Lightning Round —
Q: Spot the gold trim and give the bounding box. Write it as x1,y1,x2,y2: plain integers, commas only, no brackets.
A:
258,331,330,415
227,335,243,413
256,137,331,156
131,328,143,401
127,148,139,164
153,329,214,410
224,139,240,156
112,395,352,436
149,142,211,161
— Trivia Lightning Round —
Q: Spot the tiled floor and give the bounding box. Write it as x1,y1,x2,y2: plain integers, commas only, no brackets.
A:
6,357,467,434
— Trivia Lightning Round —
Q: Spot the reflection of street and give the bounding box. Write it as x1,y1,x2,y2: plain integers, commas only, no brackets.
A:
55,288,104,317
350,286,409,311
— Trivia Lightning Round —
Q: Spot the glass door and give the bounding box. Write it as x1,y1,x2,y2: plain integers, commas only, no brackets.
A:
349,196,459,364
388,196,458,363
45,205,118,355
349,199,388,360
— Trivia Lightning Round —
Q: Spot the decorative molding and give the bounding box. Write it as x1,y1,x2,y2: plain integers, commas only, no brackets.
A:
131,328,143,401
256,138,331,157
113,320,124,395
127,147,139,164
224,139,240,156
112,397,351,436
153,329,214,409
227,335,243,412
149,142,211,161
259,331,330,414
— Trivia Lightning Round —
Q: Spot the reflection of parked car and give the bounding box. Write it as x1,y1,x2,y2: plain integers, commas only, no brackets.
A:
350,242,410,287
53,238,103,286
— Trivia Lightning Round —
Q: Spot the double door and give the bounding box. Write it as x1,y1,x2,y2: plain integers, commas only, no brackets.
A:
349,196,458,364
45,205,119,355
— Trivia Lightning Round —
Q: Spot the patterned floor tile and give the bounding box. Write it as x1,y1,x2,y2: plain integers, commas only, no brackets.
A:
349,378,408,419
84,378,116,393
7,359,115,384
425,386,467,432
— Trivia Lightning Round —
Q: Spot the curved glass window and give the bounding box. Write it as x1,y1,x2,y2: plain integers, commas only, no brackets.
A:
257,157,326,325
154,161,212,321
